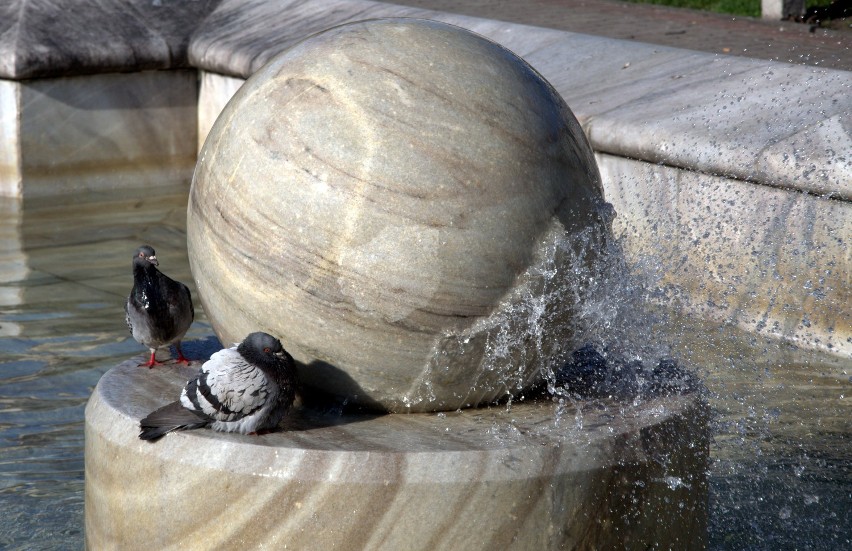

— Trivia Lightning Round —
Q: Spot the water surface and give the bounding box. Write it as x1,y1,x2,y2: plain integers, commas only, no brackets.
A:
0,191,211,549
0,189,848,549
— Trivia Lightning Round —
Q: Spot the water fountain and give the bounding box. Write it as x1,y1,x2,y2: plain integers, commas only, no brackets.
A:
1,0,848,549
84,18,709,549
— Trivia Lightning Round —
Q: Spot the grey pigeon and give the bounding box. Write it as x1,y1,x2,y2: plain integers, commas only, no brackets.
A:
125,245,194,368
139,332,299,441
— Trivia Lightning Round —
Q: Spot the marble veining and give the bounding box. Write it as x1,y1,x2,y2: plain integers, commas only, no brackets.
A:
189,1,850,356
188,18,608,412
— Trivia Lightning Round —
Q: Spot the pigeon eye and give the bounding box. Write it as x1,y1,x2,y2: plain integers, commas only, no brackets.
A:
263,347,271,353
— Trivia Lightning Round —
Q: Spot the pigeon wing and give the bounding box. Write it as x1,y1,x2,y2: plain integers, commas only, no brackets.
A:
162,275,194,331
180,348,269,423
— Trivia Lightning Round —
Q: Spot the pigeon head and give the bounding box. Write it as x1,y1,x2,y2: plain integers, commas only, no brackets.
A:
134,245,159,267
237,332,292,370
240,331,284,356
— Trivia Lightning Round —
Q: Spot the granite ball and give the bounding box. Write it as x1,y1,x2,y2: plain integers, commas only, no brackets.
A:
188,18,608,412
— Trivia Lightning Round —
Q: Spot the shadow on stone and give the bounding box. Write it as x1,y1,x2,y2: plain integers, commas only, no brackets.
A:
297,359,390,415
276,403,386,433
171,334,222,363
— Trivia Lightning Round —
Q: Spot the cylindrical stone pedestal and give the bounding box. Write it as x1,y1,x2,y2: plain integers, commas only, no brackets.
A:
85,357,708,550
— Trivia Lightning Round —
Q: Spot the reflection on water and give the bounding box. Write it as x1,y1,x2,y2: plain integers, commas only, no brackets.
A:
0,190,212,549
0,189,849,549
669,316,851,549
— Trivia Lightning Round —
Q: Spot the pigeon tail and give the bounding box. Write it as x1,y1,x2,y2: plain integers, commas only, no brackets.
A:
139,401,210,441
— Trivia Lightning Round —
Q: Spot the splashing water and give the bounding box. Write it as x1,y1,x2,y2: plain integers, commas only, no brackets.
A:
399,198,701,413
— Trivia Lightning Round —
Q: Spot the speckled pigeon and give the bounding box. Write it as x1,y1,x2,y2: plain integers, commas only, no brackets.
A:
125,245,194,368
139,332,299,441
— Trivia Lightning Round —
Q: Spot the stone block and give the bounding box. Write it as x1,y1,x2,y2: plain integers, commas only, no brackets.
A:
0,70,198,198
0,0,220,79
599,153,851,356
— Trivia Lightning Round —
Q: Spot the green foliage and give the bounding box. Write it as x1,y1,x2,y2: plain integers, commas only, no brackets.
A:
621,0,759,17
621,0,836,18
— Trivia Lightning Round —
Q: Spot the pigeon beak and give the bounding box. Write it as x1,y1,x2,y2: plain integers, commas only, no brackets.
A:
274,351,285,358
147,255,159,266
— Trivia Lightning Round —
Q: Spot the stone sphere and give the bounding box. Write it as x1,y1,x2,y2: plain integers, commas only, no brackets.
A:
188,18,607,412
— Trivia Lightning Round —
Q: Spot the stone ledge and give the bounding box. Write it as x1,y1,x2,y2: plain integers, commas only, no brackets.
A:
0,0,221,79
599,153,851,356
189,0,851,201
5,0,849,201
85,356,709,549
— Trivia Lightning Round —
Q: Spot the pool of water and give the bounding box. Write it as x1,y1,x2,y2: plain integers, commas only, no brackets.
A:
0,189,849,549
669,315,851,549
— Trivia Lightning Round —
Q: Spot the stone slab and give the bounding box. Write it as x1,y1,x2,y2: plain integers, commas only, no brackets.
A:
0,0,222,79
393,0,851,72
1,70,198,198
85,356,709,549
190,0,852,200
